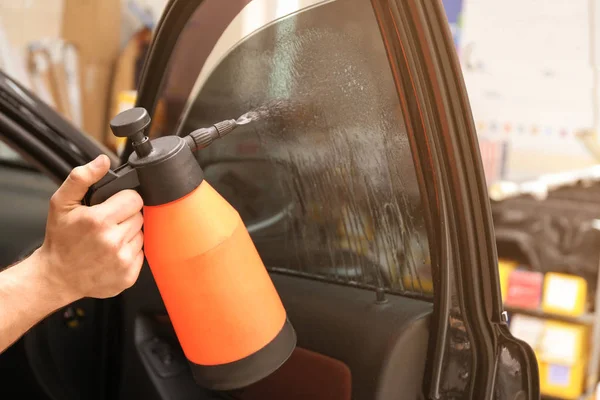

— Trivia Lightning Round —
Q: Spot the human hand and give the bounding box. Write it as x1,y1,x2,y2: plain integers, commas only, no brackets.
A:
38,155,144,302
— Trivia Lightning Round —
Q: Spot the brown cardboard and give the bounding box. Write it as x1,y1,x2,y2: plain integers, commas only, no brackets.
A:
62,0,121,142
0,1,63,50
61,0,121,62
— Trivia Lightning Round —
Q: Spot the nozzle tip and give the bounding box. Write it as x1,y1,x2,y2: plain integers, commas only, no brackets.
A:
186,119,239,152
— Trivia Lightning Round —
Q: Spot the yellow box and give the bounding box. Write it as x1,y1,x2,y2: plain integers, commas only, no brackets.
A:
539,362,586,399
498,259,517,302
538,321,588,399
542,273,587,316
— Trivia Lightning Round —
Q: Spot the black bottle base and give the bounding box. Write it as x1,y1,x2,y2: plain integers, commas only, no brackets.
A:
190,319,297,391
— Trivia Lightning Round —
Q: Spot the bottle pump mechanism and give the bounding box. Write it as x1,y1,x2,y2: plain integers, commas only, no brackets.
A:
87,108,296,390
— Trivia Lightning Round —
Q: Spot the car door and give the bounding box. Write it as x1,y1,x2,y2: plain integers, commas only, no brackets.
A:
122,0,539,399
0,0,539,399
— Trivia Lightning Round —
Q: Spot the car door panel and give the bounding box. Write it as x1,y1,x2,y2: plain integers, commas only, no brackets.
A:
124,0,537,398
272,275,432,400
119,271,432,400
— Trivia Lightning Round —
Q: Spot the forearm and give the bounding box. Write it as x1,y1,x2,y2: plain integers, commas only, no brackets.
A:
0,249,76,353
0,155,144,354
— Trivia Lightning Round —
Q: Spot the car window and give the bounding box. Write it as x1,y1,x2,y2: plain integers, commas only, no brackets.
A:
150,0,432,297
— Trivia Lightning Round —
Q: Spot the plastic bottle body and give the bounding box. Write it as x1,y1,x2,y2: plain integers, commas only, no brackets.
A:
143,181,287,366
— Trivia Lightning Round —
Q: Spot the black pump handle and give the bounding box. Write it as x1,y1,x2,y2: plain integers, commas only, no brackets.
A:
84,164,140,206
84,107,153,206
111,107,153,158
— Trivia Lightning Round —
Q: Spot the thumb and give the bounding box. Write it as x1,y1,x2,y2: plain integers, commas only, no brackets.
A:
53,155,110,208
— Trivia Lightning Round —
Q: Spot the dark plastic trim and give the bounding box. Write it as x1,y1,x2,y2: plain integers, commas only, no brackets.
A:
370,0,539,398
0,112,71,183
0,71,120,171
369,2,458,397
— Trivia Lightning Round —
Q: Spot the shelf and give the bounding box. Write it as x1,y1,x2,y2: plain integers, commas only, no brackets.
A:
505,305,595,325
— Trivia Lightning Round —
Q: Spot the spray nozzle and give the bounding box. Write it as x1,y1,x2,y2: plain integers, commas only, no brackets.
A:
87,109,242,206
110,106,248,157
185,119,238,152
185,109,264,151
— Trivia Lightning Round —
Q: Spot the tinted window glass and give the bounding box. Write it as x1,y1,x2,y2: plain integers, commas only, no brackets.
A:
157,0,432,297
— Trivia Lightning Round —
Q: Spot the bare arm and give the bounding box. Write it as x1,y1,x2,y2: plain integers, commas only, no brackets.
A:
0,155,144,354
0,250,73,351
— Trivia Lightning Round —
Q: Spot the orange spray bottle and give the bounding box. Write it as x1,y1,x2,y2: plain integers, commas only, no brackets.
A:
87,107,296,390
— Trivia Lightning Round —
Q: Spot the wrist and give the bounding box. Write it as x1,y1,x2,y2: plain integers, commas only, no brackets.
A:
31,247,80,308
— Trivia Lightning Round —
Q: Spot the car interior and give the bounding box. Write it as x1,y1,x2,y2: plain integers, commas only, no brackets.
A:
0,1,438,399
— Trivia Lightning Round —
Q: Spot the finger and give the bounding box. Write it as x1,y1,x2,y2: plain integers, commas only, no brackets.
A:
124,251,145,289
53,155,110,208
93,189,143,224
133,250,145,272
114,212,144,244
118,231,144,267
126,230,144,253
